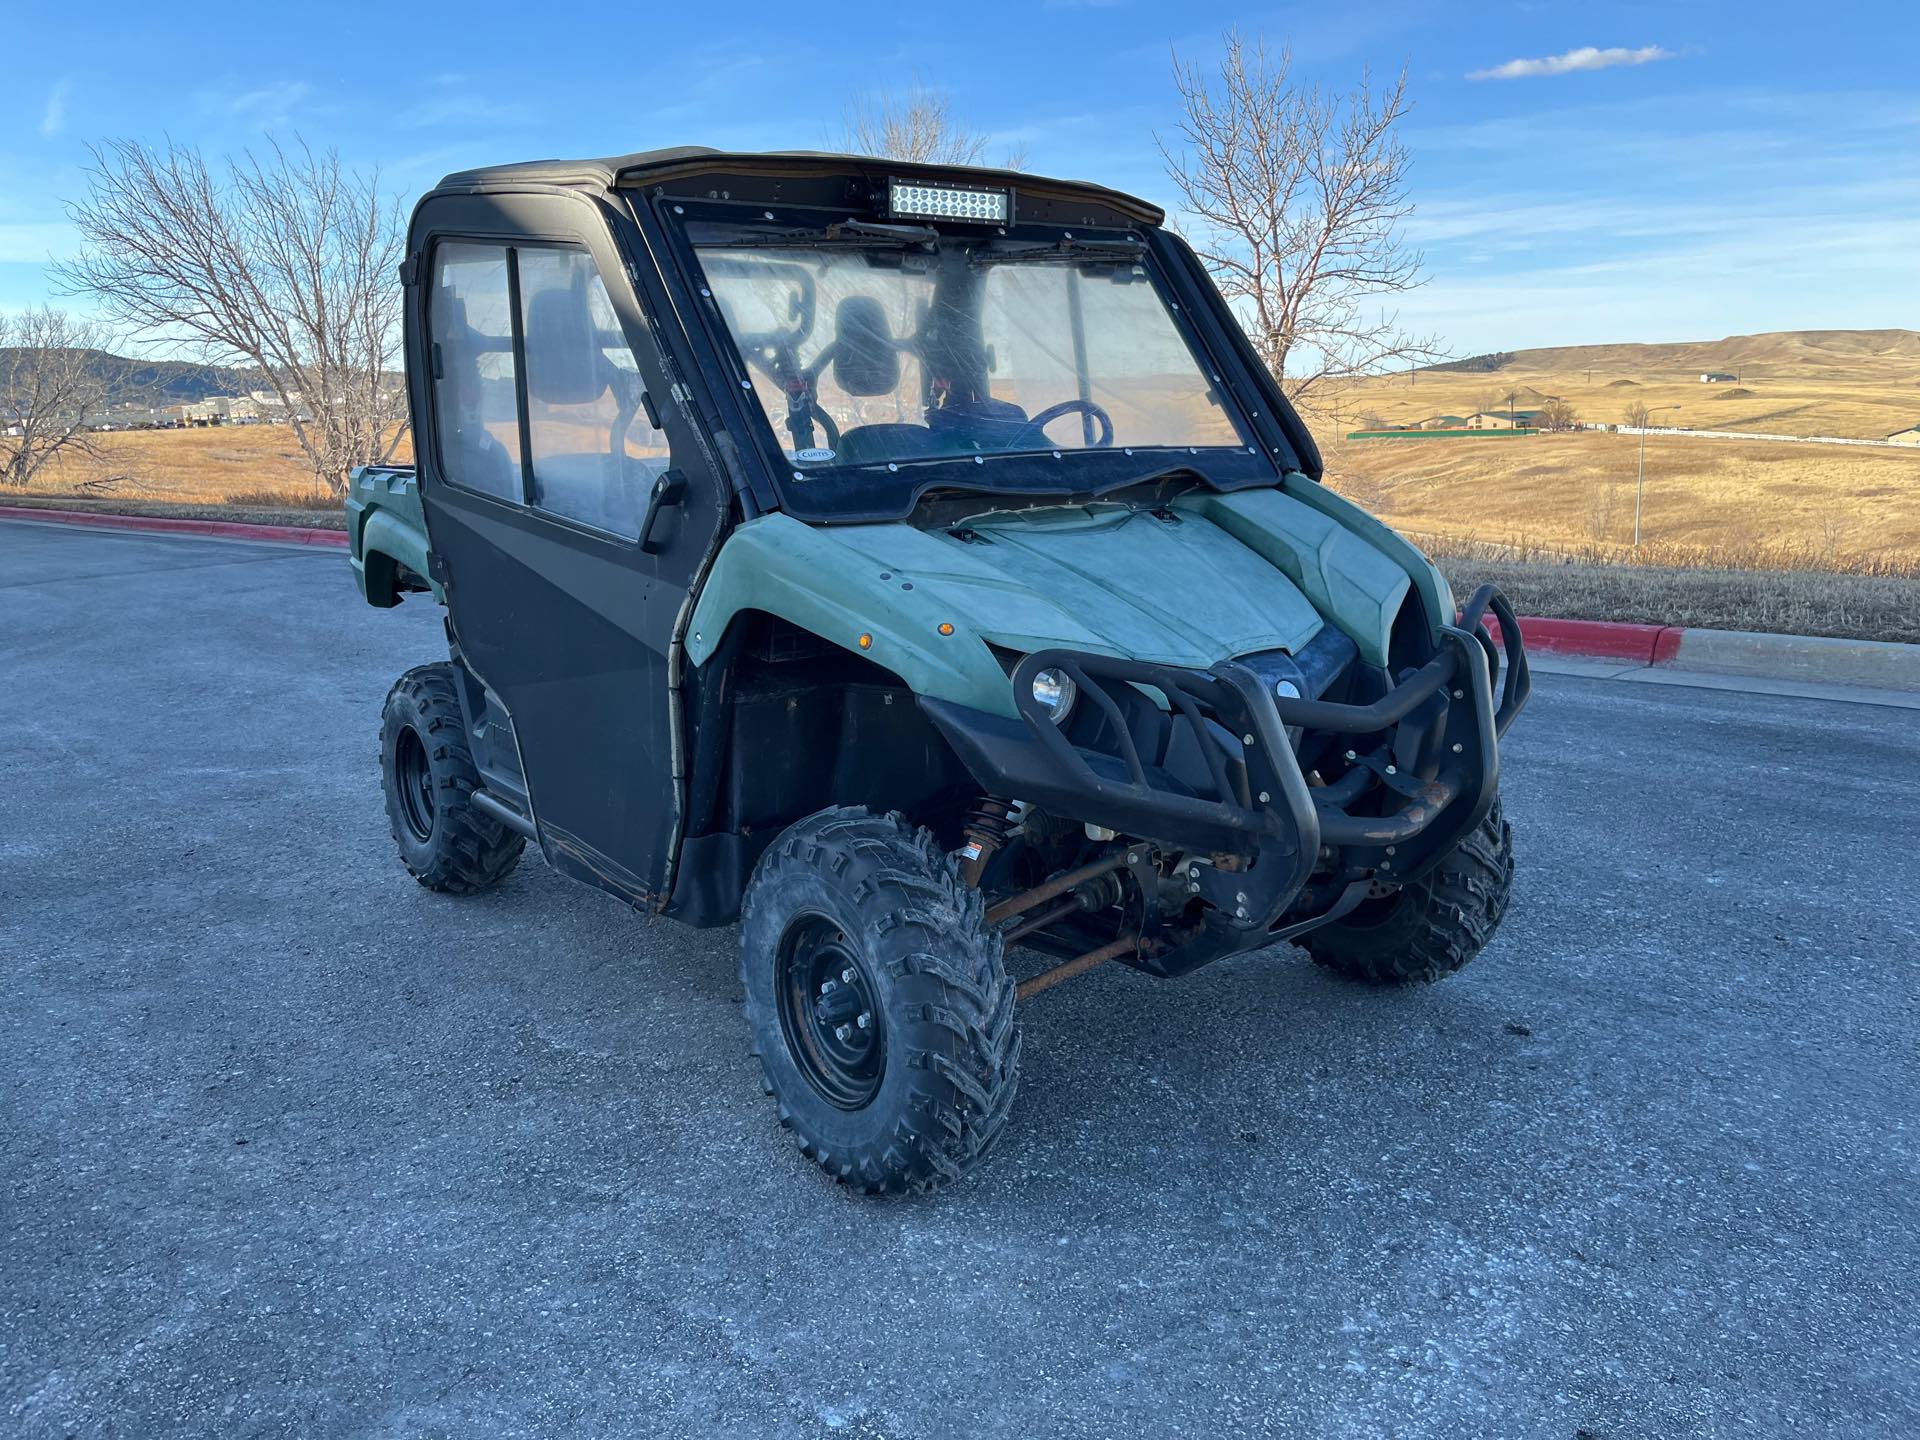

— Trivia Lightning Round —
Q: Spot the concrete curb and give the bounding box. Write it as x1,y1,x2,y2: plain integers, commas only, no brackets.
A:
6,502,1916,692
0,505,348,549
1487,615,1920,694
1664,627,1920,691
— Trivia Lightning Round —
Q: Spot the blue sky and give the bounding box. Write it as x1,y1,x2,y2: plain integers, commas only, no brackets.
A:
3,0,1915,358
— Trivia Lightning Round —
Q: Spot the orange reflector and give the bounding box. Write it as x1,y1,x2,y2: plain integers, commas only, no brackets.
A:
857,633,873,650
938,622,954,636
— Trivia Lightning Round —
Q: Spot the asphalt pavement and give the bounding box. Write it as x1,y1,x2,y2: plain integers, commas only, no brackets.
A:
4,519,1917,1439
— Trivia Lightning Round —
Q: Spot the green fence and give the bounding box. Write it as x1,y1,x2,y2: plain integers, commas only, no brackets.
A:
1343,428,1541,441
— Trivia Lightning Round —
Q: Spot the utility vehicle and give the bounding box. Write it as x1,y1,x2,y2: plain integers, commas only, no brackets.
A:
349,148,1530,1194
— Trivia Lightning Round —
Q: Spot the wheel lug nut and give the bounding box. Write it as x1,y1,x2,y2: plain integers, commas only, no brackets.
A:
834,1023,853,1041
820,979,837,995
857,1012,871,1030
841,968,857,985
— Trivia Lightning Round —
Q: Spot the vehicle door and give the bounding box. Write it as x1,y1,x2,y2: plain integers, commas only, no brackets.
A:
408,190,724,906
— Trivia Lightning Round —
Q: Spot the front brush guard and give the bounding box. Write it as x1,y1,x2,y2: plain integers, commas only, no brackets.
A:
919,585,1530,956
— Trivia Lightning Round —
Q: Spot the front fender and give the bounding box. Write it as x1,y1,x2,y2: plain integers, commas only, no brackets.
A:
685,513,1020,716
1278,473,1455,641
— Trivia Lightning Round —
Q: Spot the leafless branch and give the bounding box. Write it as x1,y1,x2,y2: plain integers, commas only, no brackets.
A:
1537,396,1579,432
56,136,407,497
0,307,119,487
1159,32,1443,416
841,86,1026,170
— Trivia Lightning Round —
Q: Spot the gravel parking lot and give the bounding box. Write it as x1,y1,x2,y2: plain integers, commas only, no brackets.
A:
4,520,1918,1438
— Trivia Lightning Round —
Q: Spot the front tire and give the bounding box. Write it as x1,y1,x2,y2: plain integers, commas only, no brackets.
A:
1303,798,1514,984
740,807,1019,1194
379,663,524,894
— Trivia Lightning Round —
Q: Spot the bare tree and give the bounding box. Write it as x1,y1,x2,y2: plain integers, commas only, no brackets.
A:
1537,397,1579,432
1589,478,1620,543
841,87,1024,169
0,307,117,488
59,138,407,497
1622,400,1651,430
1160,32,1442,413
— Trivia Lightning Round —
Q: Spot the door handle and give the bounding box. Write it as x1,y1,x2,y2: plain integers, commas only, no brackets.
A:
639,469,687,552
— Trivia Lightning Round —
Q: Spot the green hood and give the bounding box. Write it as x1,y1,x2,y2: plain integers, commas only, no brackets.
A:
832,503,1325,665
686,484,1418,719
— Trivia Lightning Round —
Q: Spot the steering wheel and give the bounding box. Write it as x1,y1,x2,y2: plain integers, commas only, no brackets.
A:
1003,399,1115,452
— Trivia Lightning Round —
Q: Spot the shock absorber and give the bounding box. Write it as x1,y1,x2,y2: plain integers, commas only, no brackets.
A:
958,796,1017,887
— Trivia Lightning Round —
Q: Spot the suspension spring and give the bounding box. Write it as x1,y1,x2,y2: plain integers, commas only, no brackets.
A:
958,795,1017,887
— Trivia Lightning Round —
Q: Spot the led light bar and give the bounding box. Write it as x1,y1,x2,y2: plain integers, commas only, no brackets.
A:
887,179,1010,224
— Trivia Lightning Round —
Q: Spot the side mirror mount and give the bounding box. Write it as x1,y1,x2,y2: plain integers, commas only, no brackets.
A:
639,468,687,552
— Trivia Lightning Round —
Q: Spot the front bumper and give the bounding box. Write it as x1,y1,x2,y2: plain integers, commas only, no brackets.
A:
920,584,1530,967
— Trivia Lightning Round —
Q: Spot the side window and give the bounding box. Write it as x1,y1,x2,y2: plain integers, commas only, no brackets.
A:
429,244,522,502
516,247,670,538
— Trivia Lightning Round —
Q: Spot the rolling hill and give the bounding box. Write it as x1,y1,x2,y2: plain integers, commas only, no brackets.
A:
1348,328,1920,441
1420,329,1920,385
0,347,259,404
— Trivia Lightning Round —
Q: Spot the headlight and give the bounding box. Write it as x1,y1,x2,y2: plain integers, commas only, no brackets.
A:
1030,667,1078,724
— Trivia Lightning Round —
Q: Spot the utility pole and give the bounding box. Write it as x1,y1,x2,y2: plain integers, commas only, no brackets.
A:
1634,404,1682,549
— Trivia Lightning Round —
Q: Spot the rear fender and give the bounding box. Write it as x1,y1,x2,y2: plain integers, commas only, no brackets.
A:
346,465,440,607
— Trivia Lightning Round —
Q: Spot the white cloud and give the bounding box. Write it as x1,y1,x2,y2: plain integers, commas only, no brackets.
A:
391,93,537,131
202,79,316,128
1469,46,1676,82
39,79,71,138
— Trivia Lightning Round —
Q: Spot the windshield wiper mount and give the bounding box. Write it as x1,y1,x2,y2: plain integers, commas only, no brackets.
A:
704,219,939,251
974,235,1148,267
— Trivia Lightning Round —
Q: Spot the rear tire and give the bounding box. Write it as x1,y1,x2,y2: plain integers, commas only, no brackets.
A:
379,663,524,894
1303,798,1514,984
740,807,1019,1194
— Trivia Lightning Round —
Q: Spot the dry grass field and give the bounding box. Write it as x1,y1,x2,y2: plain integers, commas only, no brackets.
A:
2,425,411,524
1321,328,1920,577
1323,429,1920,573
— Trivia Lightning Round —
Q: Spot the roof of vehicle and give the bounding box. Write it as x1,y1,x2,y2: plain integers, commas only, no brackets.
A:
430,148,1165,225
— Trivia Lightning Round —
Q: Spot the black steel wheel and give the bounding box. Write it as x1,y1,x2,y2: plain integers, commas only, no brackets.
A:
775,916,887,1110
379,663,525,895
740,807,1019,1195
392,724,436,841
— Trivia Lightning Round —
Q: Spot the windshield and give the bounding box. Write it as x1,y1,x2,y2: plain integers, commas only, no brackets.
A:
689,222,1253,480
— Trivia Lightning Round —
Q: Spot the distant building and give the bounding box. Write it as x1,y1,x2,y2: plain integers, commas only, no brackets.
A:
1888,424,1920,446
1699,371,1738,383
172,395,261,425
1419,414,1467,430
1464,409,1543,430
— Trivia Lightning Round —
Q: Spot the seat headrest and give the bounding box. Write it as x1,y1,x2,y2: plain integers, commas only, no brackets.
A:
831,296,899,397
523,283,609,406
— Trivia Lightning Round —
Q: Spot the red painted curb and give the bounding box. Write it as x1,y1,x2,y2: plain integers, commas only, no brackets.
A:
1483,614,1684,665
0,505,349,548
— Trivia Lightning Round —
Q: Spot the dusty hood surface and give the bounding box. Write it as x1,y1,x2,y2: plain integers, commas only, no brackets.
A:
891,503,1325,664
